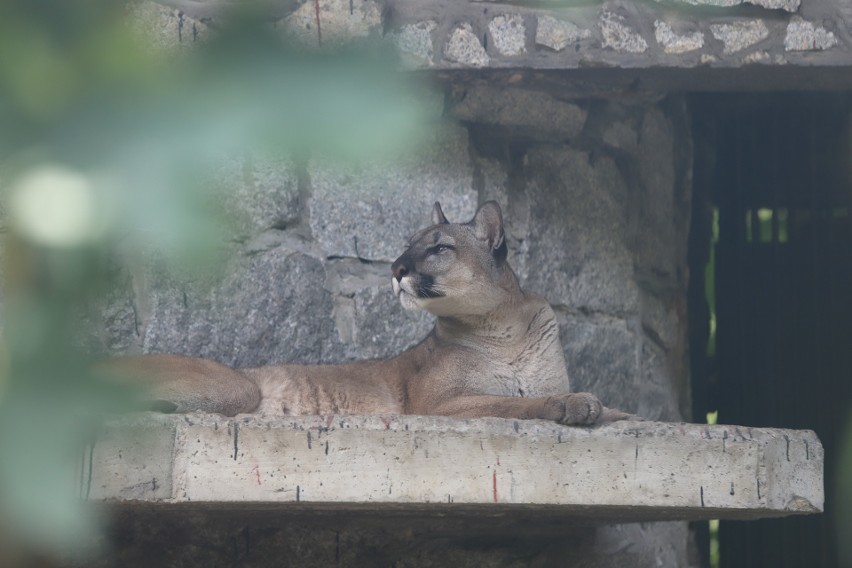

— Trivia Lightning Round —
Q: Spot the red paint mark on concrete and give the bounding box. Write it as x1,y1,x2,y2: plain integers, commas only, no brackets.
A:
252,464,261,486
314,0,323,47
326,415,334,428
492,471,498,502
381,417,392,430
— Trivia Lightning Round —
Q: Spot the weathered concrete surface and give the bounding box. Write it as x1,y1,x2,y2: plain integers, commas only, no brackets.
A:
86,413,823,520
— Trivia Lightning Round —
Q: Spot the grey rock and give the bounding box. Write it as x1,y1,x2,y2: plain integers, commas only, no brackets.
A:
488,14,526,56
654,20,704,54
559,317,640,413
742,50,772,64
307,123,478,262
141,249,346,367
710,20,770,54
784,18,838,51
522,147,638,315
635,107,678,279
600,11,648,54
395,20,437,65
126,1,211,51
450,85,588,140
595,523,690,568
215,153,301,241
347,284,434,359
751,0,799,9
640,291,683,354
283,0,383,47
444,23,490,67
535,15,592,52
83,262,142,357
652,0,798,11
584,100,643,151
639,341,682,421
324,258,434,361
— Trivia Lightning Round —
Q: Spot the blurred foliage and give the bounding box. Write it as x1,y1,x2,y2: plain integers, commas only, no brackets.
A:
0,0,428,564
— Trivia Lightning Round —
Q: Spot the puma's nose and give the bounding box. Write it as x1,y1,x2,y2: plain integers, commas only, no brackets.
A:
392,263,408,282
392,252,413,282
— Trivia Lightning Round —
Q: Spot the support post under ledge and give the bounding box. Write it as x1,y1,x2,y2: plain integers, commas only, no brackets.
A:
86,413,823,522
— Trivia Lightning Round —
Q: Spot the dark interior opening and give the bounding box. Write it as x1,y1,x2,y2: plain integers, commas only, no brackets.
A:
688,93,852,567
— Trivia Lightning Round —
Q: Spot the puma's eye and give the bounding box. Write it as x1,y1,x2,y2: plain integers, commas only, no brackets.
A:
428,244,454,256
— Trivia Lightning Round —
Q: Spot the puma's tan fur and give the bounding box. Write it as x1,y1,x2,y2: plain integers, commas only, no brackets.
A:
104,202,634,425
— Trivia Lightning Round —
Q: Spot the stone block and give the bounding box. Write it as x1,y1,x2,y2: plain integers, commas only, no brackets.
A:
559,317,640,413
635,107,679,279
307,123,477,262
214,153,301,240
444,23,490,67
654,20,704,54
395,20,437,65
450,85,588,139
325,259,434,361
87,413,177,501
488,14,526,56
126,1,211,51
600,11,648,54
283,0,382,47
535,15,592,52
710,20,770,54
141,249,346,367
522,147,638,315
652,0,798,11
88,413,825,520
785,18,838,51
639,341,683,421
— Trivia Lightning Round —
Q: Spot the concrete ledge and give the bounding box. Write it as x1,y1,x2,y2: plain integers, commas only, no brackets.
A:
84,413,823,521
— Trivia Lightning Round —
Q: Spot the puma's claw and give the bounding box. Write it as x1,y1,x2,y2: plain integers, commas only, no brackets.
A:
599,406,644,423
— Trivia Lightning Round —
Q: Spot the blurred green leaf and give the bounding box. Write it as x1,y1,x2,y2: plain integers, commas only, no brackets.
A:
0,1,431,563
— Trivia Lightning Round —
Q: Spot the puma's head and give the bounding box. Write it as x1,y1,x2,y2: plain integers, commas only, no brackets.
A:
390,201,515,318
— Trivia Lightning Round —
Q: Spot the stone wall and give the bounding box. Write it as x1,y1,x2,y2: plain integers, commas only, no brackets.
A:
94,86,692,424
87,81,694,566
82,3,701,566
133,0,852,71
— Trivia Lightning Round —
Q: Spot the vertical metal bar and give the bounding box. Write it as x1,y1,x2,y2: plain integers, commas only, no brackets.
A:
808,105,827,567
771,109,781,428
735,111,746,428
735,103,751,568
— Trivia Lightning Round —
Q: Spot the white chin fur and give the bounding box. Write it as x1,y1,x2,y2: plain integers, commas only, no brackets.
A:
398,291,421,311
393,276,423,311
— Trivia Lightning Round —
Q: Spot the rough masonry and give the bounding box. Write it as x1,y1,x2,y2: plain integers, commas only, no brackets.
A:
76,2,833,566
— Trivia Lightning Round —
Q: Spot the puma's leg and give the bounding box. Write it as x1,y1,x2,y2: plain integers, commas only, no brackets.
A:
96,354,261,416
427,393,637,425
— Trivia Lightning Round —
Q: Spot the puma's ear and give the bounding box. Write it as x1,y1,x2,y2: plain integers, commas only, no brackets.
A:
431,201,449,225
471,201,506,256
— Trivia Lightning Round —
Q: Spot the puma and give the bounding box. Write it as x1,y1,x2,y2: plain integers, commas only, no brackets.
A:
105,201,635,425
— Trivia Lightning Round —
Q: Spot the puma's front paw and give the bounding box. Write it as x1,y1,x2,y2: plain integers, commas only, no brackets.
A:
544,393,603,425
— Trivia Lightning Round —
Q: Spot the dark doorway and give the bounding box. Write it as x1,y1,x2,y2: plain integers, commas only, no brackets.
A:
690,94,852,568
